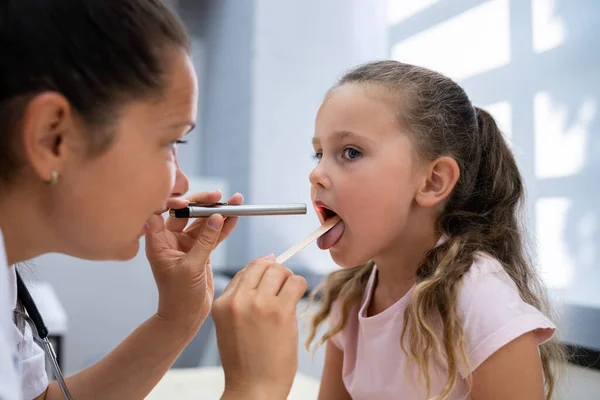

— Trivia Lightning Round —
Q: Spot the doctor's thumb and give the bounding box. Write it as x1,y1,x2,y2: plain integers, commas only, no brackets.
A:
185,214,224,263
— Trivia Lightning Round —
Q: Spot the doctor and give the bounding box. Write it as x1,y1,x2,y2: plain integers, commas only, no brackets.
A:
0,0,306,399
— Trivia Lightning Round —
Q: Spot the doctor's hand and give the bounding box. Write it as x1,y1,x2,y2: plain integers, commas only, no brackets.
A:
213,258,307,400
145,190,243,331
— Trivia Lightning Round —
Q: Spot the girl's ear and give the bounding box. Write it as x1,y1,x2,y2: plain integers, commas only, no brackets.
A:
415,156,460,208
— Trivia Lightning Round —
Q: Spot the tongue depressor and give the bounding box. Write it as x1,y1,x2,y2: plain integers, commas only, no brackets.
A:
275,215,342,264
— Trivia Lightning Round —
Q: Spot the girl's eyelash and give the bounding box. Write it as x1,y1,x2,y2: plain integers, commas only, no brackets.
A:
176,140,188,145
342,147,362,159
312,147,362,161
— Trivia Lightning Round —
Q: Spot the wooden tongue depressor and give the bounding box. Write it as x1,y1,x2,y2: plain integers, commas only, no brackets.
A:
275,215,342,264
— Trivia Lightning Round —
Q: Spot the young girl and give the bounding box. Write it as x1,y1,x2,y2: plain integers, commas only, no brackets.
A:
307,60,564,400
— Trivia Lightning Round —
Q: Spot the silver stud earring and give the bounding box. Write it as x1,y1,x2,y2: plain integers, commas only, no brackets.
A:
46,170,59,185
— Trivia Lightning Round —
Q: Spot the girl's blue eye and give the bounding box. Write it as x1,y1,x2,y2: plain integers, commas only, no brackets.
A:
312,152,323,161
343,148,362,160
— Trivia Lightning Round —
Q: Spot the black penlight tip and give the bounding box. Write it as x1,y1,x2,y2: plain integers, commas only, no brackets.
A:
169,207,190,218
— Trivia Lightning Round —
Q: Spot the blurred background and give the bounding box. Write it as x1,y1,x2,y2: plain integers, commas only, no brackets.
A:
28,0,599,398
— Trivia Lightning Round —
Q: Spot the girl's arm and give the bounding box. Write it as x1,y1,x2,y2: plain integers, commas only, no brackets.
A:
318,342,352,400
471,332,546,400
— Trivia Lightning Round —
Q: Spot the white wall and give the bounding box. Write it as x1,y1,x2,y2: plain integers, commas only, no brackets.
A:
385,0,600,349
249,0,388,272
181,0,256,267
177,0,388,272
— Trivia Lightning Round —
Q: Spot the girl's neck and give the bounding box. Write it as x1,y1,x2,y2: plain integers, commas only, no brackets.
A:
369,221,440,315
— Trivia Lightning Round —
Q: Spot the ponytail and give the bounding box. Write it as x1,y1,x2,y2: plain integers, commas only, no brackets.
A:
440,106,522,247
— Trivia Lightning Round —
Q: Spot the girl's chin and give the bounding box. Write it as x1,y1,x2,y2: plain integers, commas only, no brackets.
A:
330,249,371,269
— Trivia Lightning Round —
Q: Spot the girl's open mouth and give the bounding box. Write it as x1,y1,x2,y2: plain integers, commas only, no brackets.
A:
316,206,345,250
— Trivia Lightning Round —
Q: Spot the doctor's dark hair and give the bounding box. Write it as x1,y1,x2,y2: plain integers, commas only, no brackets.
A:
306,61,565,399
0,0,189,184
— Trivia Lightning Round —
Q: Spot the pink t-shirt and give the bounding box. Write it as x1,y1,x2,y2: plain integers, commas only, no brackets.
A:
329,252,555,400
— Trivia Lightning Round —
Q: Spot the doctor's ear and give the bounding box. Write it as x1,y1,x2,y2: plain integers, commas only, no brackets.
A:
19,92,80,183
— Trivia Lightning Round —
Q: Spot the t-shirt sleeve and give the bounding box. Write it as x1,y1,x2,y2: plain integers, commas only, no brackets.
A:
457,258,555,377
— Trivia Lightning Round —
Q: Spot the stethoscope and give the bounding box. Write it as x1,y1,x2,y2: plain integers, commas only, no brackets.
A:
15,271,73,400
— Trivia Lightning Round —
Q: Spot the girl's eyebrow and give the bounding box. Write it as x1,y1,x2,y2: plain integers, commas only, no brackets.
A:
312,130,375,145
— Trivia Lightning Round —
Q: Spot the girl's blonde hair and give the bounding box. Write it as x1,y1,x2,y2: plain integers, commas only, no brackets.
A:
306,61,564,399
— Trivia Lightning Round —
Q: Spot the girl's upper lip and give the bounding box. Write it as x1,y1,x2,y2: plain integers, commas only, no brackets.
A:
313,199,331,210
313,199,338,223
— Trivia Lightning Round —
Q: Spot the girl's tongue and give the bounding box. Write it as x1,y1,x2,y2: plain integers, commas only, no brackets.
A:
317,219,345,249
